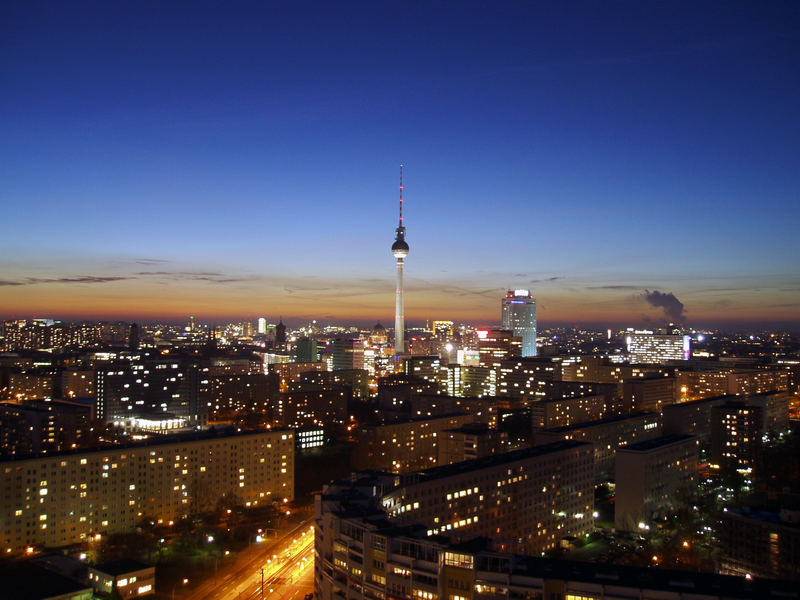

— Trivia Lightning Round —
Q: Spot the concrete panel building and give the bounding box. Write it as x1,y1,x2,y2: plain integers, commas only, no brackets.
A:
615,434,700,531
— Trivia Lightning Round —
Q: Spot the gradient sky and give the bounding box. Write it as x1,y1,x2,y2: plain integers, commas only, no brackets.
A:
1,2,799,328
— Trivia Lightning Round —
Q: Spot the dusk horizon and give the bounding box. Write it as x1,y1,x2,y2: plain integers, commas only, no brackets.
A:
2,2,798,330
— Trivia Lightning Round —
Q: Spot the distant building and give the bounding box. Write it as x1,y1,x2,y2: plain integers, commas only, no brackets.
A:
444,364,496,398
353,413,477,473
626,329,690,364
274,319,287,347
276,386,350,428
295,337,318,363
271,361,327,392
501,289,537,357
403,355,447,392
331,337,365,370
530,393,608,430
95,358,206,428
535,411,662,479
201,373,279,418
476,328,522,369
622,374,677,413
615,434,700,531
257,317,267,335
663,394,735,442
711,400,764,474
0,400,92,457
438,422,508,465
368,323,388,346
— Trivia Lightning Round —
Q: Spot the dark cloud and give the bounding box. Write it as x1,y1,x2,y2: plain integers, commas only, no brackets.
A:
51,276,128,284
530,276,564,283
12,276,131,285
643,289,686,323
134,258,171,265
0,280,25,286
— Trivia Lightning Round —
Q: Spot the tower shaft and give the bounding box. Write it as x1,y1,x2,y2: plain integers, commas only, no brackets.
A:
395,256,405,354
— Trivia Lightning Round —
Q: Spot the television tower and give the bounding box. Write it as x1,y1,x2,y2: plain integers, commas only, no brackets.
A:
391,165,409,355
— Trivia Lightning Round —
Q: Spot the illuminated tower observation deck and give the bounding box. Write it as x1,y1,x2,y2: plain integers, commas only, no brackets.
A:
392,166,409,356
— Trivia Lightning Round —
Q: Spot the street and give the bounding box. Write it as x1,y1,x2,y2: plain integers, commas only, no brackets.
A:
185,519,315,600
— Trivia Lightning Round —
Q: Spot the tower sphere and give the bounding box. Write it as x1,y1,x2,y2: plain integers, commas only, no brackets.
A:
392,238,409,257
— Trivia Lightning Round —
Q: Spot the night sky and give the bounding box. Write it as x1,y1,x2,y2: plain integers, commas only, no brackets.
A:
1,2,798,328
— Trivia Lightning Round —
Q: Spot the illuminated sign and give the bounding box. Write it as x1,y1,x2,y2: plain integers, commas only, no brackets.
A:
476,330,489,340
514,289,530,297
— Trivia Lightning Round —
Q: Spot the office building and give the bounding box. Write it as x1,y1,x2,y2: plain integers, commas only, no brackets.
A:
444,364,496,398
476,329,522,369
95,358,206,428
501,289,537,357
332,337,365,371
296,337,318,363
626,329,690,364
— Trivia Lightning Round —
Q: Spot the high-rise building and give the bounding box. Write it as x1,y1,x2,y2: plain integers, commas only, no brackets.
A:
257,317,267,335
296,337,318,363
392,166,409,355
331,337,364,370
476,328,522,368
502,289,537,356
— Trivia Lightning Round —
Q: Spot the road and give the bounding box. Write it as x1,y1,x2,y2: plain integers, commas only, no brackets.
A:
185,519,314,600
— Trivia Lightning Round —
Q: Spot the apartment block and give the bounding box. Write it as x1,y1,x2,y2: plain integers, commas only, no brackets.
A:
534,411,662,479
0,429,294,552
615,434,700,531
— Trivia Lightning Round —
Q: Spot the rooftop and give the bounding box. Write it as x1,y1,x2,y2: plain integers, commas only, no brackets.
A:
618,434,698,452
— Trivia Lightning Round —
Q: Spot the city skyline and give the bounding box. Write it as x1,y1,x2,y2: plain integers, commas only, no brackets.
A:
1,3,798,329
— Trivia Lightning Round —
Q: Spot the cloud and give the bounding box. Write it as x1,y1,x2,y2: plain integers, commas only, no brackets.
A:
0,276,131,286
586,285,640,290
643,289,686,323
135,271,256,284
134,258,171,265
530,276,564,283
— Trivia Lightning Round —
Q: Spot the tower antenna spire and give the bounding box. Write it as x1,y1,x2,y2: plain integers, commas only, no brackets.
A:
399,164,404,227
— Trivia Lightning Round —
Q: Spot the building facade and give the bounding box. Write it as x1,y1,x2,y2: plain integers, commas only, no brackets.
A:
0,429,294,552
614,434,700,531
501,289,537,357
